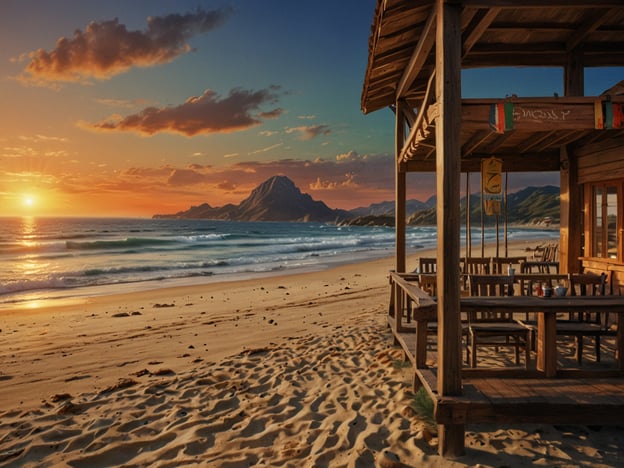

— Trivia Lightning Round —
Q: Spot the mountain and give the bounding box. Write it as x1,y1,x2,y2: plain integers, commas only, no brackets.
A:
406,185,560,226
153,176,350,223
349,199,431,217
154,176,560,226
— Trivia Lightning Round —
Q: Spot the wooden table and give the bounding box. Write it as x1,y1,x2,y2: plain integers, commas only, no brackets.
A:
460,296,624,377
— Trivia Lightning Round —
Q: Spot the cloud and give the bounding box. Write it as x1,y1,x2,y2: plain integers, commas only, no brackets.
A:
82,87,283,136
123,166,175,178
259,108,284,119
95,98,153,109
309,177,338,190
248,142,283,155
19,7,232,85
335,150,362,162
167,168,208,186
285,124,331,140
18,134,69,143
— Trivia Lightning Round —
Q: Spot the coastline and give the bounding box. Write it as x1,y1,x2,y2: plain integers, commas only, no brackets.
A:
0,229,556,311
0,238,548,407
6,237,621,467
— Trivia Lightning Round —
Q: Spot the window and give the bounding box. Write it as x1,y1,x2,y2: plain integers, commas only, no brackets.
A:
607,186,618,259
590,181,622,261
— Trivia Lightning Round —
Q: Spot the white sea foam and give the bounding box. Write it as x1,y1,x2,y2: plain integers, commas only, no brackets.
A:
0,217,558,307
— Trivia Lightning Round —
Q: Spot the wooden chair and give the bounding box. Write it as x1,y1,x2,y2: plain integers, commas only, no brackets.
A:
417,274,471,358
491,256,527,275
556,272,608,363
460,257,491,291
521,260,560,274
418,274,437,297
418,257,437,274
517,274,570,350
467,274,532,368
461,257,491,275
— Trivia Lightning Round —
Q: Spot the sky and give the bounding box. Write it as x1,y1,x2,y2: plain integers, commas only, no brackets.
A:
1,1,622,218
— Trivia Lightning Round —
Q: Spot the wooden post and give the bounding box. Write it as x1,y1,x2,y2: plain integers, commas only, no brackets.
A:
559,145,582,274
504,172,508,257
480,188,485,258
396,102,407,273
560,48,584,274
435,0,464,458
466,173,471,258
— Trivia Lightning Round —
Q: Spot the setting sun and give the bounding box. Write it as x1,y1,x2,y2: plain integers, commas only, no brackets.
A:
23,195,35,207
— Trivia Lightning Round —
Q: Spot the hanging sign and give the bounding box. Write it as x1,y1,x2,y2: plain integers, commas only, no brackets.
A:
481,157,502,216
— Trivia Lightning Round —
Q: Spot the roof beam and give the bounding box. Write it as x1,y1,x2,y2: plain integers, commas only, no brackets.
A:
462,8,500,58
396,3,437,99
462,0,624,7
567,8,615,51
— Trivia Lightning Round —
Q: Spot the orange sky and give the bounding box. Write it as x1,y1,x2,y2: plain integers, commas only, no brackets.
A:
3,1,614,218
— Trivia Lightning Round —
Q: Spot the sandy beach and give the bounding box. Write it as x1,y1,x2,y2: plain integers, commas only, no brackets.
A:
2,238,624,467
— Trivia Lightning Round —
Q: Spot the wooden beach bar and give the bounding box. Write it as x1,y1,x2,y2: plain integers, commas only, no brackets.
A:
361,1,624,458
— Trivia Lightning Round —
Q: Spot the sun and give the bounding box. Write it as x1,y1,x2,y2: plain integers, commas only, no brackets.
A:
23,195,36,208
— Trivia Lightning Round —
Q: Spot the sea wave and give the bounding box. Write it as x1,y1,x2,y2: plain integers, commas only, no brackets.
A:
66,237,176,250
0,218,560,306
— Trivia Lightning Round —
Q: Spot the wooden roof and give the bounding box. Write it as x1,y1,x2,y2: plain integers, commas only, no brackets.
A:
361,0,624,168
362,0,624,114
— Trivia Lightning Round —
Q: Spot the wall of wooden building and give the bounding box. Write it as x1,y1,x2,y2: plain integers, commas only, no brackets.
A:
576,135,624,295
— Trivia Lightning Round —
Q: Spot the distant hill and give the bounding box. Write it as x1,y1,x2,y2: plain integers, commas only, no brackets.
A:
153,176,350,223
406,185,560,226
349,199,432,217
154,176,560,226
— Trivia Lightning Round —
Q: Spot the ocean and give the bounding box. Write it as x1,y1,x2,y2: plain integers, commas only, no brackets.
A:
0,217,559,309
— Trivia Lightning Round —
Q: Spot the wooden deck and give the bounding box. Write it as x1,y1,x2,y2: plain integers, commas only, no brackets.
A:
390,316,624,426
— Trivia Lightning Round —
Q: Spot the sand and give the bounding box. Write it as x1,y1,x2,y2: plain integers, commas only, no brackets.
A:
2,238,624,467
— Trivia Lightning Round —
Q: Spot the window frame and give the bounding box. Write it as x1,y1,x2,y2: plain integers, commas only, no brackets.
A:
586,180,623,262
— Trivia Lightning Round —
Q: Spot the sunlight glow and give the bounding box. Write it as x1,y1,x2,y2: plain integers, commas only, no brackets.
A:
23,195,36,207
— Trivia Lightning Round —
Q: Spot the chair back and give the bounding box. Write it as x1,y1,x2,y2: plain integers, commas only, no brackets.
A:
568,272,607,323
543,244,559,262
492,256,527,275
418,257,437,274
569,272,606,297
468,274,514,297
461,257,491,275
468,274,515,322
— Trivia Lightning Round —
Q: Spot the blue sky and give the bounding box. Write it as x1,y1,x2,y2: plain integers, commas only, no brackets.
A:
0,1,620,216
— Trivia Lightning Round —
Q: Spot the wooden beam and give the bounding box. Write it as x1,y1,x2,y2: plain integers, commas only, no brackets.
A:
435,0,464,458
462,0,624,7
397,3,437,99
395,101,408,273
463,51,624,68
462,8,500,58
567,8,613,51
565,48,585,97
461,129,494,155
401,101,418,128
403,152,560,173
560,145,583,274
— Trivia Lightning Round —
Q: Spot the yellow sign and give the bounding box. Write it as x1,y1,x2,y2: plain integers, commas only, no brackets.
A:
481,157,502,195
482,157,502,216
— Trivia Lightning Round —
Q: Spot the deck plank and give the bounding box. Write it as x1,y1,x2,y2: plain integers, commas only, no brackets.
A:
390,313,624,426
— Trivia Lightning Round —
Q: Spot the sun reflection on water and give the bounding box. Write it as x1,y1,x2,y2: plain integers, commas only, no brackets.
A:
16,217,49,278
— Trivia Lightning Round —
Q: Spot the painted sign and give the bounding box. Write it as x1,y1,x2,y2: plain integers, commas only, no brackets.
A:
481,157,502,216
